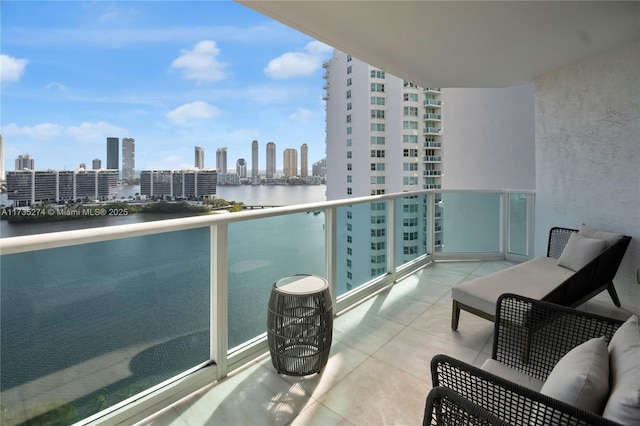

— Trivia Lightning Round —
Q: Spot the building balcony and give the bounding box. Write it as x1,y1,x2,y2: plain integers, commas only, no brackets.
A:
423,127,442,135
0,188,622,426
423,141,442,149
423,156,442,162
423,113,442,120
423,99,442,107
423,170,442,176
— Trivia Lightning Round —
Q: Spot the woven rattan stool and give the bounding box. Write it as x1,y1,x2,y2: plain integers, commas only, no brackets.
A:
267,274,333,376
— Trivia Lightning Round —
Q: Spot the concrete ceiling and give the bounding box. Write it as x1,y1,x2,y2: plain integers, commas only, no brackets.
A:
237,1,640,88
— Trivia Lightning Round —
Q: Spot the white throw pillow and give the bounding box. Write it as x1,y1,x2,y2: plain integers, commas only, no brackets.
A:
603,315,640,424
578,223,623,249
540,336,609,414
557,232,606,272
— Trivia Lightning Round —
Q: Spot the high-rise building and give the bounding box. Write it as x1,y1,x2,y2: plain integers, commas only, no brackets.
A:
324,50,443,290
283,149,298,177
236,158,247,178
140,169,217,199
0,134,5,181
312,158,326,177
251,140,259,182
106,137,119,171
7,169,118,206
195,146,205,169
300,143,308,178
122,138,135,179
266,142,276,179
15,154,35,171
216,147,227,174
92,159,101,169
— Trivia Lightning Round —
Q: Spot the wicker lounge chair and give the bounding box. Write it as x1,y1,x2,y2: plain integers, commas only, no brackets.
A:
452,226,631,330
426,294,639,426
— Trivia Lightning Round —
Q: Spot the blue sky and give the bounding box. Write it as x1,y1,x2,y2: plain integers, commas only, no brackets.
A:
1,0,332,173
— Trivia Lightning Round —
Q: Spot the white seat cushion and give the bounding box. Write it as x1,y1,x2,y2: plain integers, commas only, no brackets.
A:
452,257,574,316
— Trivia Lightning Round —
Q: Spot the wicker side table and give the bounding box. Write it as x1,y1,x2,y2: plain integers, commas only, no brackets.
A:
267,274,333,376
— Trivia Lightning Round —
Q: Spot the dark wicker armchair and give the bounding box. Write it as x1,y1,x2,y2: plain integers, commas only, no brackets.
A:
426,294,626,426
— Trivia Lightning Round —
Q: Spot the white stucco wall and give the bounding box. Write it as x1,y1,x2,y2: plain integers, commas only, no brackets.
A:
441,85,536,190
535,41,640,314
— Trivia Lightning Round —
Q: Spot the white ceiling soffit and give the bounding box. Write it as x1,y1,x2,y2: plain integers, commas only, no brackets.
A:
237,1,640,88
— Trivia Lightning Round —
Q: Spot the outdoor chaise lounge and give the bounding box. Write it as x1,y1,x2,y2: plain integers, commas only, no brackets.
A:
451,225,631,330
425,294,640,425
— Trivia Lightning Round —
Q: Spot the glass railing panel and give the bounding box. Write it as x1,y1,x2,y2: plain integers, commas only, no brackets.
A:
335,202,388,296
395,194,428,267
508,193,529,256
227,212,326,350
439,192,502,253
0,228,210,425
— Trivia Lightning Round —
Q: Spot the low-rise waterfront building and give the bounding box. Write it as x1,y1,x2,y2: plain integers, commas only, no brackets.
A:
140,169,217,199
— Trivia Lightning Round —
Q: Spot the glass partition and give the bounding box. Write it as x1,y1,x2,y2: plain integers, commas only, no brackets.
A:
508,193,529,256
0,229,210,425
227,212,326,350
439,192,502,253
394,194,428,267
335,202,388,297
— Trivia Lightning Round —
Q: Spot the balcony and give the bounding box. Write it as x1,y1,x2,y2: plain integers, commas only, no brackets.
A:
0,189,589,425
423,127,441,134
423,113,442,120
423,156,442,163
423,99,442,107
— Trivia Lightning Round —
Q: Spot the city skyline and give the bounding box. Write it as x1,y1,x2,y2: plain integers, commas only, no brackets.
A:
1,1,331,172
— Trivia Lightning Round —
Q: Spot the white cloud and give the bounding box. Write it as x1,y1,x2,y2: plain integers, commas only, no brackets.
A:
45,82,67,91
2,121,126,141
170,40,228,82
264,41,332,79
1,54,28,82
166,101,221,125
289,108,314,121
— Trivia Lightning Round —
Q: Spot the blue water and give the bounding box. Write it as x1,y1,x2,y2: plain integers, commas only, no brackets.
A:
0,185,326,423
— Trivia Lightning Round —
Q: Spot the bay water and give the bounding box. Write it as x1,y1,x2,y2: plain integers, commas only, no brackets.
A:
0,185,327,423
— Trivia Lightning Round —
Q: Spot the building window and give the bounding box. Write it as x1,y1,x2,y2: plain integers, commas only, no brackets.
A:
347,211,352,219
347,127,352,135
347,235,352,243
347,175,352,183
371,109,385,119
371,123,385,132
347,223,352,231
347,78,352,86
347,163,352,171
403,135,418,143
346,90,351,99
403,176,419,185
370,215,386,224
347,187,352,195
403,106,418,116
403,93,419,102
403,217,418,226
370,150,385,158
403,162,418,171
403,149,418,157
371,202,386,211
347,151,352,159
403,121,419,129
370,228,386,237
346,102,352,111
347,54,352,62
370,83,385,92
371,70,385,79
371,176,385,185
347,138,352,147
370,96,385,105
403,204,419,213
370,136,385,145
347,65,352,74
347,247,352,255
346,114,351,123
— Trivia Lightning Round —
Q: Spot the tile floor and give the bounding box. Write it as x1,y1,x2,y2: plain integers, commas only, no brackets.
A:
136,260,631,426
